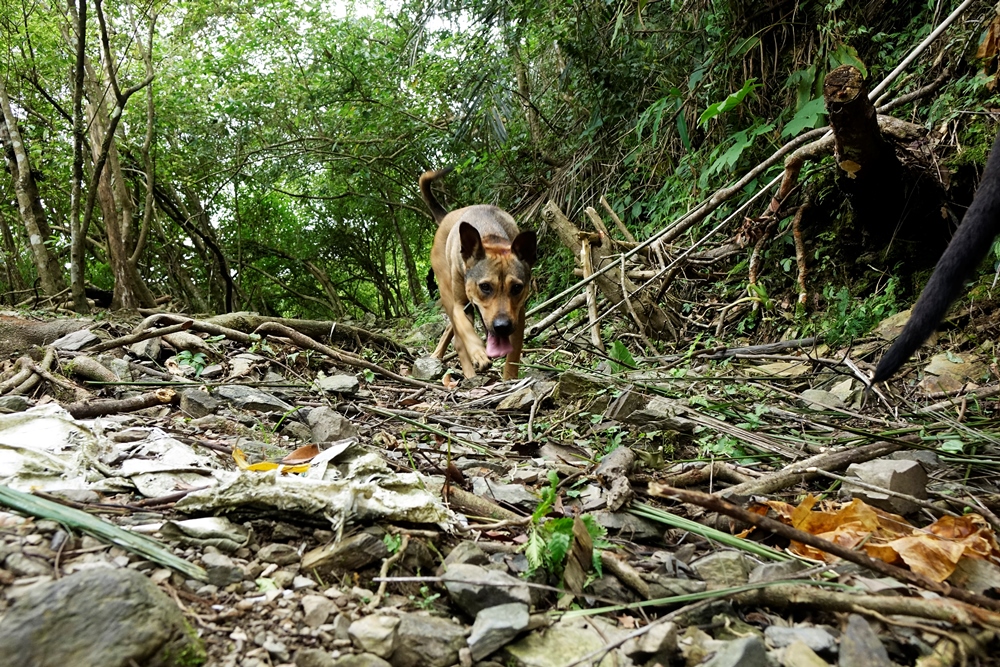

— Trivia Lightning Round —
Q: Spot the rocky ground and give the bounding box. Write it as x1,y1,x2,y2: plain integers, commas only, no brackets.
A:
0,309,999,667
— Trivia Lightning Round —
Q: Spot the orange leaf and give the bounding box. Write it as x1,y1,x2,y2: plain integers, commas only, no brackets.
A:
282,444,320,464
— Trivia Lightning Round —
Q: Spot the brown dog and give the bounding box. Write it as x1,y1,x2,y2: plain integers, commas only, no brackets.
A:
420,169,537,380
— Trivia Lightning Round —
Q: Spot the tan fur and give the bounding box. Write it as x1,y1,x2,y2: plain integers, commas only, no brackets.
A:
421,170,536,380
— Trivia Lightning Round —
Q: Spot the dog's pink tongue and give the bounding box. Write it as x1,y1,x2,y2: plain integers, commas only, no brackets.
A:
486,334,514,359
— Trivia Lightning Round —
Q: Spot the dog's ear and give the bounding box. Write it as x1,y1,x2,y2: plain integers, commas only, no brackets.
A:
459,222,486,262
511,230,537,268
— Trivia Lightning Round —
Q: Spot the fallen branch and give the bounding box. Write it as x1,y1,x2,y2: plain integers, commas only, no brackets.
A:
254,322,438,390
64,387,177,419
90,321,194,353
649,484,1000,613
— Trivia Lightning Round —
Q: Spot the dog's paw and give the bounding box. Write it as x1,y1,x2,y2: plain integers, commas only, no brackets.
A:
471,347,491,372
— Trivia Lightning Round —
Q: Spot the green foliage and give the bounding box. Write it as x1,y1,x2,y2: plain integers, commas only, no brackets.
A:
608,340,637,373
524,514,611,579
699,79,760,127
821,277,901,348
175,351,208,377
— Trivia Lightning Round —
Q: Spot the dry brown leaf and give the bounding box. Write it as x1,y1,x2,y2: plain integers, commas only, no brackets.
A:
562,517,594,595
281,444,319,464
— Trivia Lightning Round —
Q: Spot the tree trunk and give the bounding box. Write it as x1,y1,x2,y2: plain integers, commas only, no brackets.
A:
823,65,905,246
388,204,423,307
0,208,26,298
68,0,89,312
0,82,66,296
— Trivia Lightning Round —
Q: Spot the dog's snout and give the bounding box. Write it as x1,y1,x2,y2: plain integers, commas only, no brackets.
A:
492,317,513,337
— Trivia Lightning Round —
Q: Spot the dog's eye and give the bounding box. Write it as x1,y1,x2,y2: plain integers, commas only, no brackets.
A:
510,283,524,296
479,282,493,295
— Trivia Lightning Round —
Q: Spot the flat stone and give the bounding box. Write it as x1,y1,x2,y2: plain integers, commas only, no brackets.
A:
307,406,360,442
552,370,606,403
303,528,388,577
0,567,204,667
844,459,927,514
765,626,836,653
504,616,626,667
258,543,301,566
348,615,399,658
214,385,294,412
703,636,767,667
443,563,532,617
315,374,360,395
229,352,265,378
390,612,467,667
333,656,392,667
622,396,695,431
497,387,535,411
781,641,831,667
296,647,336,667
472,478,539,510
51,329,100,351
0,395,29,412
468,602,529,661
403,321,446,346
604,389,648,422
5,552,51,577
443,541,490,568
748,559,809,584
589,510,664,541
622,621,676,658
799,389,845,411
641,572,706,598
179,389,221,419
201,550,244,586
130,337,161,360
411,357,445,382
838,614,890,667
302,594,337,628
282,420,314,442
690,552,754,588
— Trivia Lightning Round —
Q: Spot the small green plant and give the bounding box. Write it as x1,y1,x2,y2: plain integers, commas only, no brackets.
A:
409,585,441,610
821,276,900,347
608,340,637,373
175,350,208,377
383,533,403,554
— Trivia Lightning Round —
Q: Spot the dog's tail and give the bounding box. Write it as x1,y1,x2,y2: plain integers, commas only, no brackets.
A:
873,131,1000,383
419,168,454,223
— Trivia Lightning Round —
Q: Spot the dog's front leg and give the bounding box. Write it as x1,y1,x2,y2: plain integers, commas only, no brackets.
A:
449,304,490,377
502,306,526,380
432,323,454,359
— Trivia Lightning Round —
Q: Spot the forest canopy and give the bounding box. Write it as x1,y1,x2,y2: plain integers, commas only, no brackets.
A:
1,0,998,342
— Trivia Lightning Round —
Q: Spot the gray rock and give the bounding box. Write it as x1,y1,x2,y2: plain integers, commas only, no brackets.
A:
264,638,290,662
844,459,927,514
0,567,203,667
296,648,336,667
641,572,706,598
888,449,942,471
302,528,388,576
622,396,695,431
443,564,532,617
214,385,294,412
590,510,661,541
282,420,314,442
0,395,29,412
51,329,100,351
703,636,767,667
201,550,244,586
390,612,467,667
622,621,676,658
468,602,529,661
604,389,648,422
782,641,831,667
443,541,490,568
472,478,539,510
130,337,161,360
691,552,755,588
302,594,337,628
497,387,535,411
552,370,605,403
5,552,51,577
229,352,265,378
315,374,360,395
307,406,360,442
200,363,225,379
411,357,445,382
765,626,836,653
585,575,636,604
799,389,845,411
179,389,221,418
348,615,399,658
504,616,626,667
333,656,392,667
838,614,890,667
258,543,301,566
748,559,809,584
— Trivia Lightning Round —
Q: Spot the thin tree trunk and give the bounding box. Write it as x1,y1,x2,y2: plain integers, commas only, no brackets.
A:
0,208,27,298
0,82,65,296
68,0,89,312
388,204,422,307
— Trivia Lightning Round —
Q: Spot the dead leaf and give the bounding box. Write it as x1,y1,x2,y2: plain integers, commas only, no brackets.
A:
281,444,319,464
562,516,594,595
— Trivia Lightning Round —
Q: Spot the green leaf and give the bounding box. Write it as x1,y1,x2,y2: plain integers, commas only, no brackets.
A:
699,78,759,127
781,97,827,137
939,439,965,454
609,340,636,373
524,529,545,571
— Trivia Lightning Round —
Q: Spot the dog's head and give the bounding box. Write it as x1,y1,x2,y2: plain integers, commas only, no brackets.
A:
459,221,537,359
